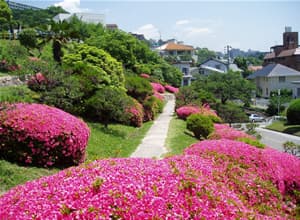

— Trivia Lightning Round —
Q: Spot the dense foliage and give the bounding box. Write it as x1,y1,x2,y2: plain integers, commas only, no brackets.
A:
63,43,125,90
85,87,131,127
125,75,153,102
192,71,255,105
0,103,90,167
0,139,299,219
287,98,300,124
186,114,214,139
0,0,12,31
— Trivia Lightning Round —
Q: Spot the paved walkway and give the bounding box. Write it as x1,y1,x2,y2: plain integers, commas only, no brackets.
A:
131,94,175,158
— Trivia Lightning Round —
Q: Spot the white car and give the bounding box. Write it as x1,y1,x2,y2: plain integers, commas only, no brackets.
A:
249,114,265,122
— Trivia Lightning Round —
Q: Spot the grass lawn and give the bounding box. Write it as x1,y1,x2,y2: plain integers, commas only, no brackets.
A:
0,85,36,103
86,121,153,161
0,121,153,194
164,117,198,156
0,160,58,194
266,120,300,137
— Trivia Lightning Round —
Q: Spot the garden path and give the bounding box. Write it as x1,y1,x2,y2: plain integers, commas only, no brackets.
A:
130,94,175,158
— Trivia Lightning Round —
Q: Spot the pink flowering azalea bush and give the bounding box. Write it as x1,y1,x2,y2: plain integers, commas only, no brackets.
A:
150,82,165,93
0,103,90,167
126,98,144,127
209,123,254,140
27,72,49,91
140,73,150,78
176,104,220,121
165,85,179,93
185,139,300,199
1,144,298,218
153,91,164,101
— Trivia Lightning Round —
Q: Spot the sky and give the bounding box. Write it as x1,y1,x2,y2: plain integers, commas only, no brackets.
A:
12,0,300,52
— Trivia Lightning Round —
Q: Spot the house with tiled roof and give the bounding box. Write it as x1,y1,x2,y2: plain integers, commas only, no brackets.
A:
247,63,300,98
264,27,300,71
198,58,242,76
156,42,195,86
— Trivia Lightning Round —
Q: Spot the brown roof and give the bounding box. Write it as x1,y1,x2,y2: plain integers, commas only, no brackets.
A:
277,48,296,57
248,65,263,72
162,42,194,51
264,52,275,59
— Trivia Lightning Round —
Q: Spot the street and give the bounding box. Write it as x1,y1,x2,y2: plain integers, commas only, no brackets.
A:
256,127,300,152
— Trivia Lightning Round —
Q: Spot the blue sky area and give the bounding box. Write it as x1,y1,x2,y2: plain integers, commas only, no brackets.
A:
12,0,300,52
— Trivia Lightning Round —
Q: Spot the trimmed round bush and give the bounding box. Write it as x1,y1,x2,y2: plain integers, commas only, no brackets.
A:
186,114,214,139
0,103,90,167
165,85,179,93
143,96,163,121
126,98,144,127
176,104,220,121
150,82,165,93
176,105,200,120
287,98,300,124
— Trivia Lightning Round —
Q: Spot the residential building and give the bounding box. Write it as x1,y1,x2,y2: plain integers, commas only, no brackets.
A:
247,63,300,98
6,0,41,10
53,13,105,25
198,58,242,76
156,42,195,86
264,27,300,71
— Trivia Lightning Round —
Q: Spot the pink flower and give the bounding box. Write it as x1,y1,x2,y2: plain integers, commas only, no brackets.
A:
150,82,165,93
165,85,179,93
0,103,90,167
140,73,150,78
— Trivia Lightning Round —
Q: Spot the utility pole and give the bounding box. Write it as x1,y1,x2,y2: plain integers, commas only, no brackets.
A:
224,45,232,65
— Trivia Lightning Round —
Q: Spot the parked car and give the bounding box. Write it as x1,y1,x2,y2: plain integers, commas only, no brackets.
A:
249,114,265,122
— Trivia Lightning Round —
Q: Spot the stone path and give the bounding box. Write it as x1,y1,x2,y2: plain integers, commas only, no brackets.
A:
130,94,175,158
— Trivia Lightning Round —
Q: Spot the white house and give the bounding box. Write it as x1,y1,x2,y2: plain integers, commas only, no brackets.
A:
53,13,105,25
247,63,300,98
199,58,242,76
156,42,195,86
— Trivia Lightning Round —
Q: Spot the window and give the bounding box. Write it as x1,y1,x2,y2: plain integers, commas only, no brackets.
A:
266,88,269,96
279,76,286,83
182,67,189,75
215,64,221,70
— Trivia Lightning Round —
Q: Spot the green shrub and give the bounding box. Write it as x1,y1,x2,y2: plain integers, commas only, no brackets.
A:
186,114,214,139
125,75,153,102
286,99,300,125
0,86,36,103
207,114,222,123
18,29,37,52
236,137,265,149
85,87,131,127
143,96,163,121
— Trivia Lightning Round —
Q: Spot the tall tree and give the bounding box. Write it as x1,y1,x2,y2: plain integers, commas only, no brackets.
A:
0,0,12,35
196,48,216,64
193,71,255,105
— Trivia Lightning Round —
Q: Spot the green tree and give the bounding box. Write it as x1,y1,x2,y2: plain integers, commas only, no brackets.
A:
63,43,125,91
0,0,12,33
194,71,255,105
196,48,216,64
266,89,292,116
18,28,37,55
214,102,248,126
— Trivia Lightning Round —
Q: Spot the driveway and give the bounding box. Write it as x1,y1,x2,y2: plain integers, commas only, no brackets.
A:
256,127,300,152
